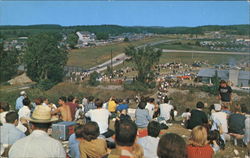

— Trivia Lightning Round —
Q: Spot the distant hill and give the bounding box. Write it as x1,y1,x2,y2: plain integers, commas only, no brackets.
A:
0,24,249,39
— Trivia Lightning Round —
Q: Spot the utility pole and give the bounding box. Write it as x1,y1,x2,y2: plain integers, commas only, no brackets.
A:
110,49,113,79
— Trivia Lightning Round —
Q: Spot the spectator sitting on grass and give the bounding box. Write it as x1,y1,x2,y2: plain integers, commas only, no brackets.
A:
187,125,214,158
135,101,151,128
85,99,114,138
69,124,84,158
187,101,208,129
157,133,186,158
138,121,160,158
116,99,131,121
79,121,108,158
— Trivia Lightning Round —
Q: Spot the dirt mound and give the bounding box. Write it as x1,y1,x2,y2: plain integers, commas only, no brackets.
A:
8,73,33,85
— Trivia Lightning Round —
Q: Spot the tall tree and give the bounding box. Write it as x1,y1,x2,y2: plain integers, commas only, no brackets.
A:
124,45,162,83
24,33,67,84
0,43,19,82
67,33,78,49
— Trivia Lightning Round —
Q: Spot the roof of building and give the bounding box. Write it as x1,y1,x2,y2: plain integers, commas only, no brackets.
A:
197,68,250,80
197,68,228,79
239,71,250,80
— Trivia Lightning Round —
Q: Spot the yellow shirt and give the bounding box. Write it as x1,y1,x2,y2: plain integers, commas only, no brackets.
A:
108,100,117,112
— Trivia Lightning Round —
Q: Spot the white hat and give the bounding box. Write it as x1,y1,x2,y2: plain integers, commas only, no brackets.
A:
20,91,26,95
214,104,221,111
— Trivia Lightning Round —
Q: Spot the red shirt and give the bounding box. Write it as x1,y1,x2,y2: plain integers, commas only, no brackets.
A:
187,144,214,158
66,102,77,120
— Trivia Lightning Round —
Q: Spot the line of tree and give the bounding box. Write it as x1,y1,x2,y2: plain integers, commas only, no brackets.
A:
0,24,248,39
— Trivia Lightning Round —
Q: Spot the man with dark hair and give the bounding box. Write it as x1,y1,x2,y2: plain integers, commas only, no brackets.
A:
0,112,25,145
84,96,96,114
218,80,232,107
69,124,84,158
109,120,138,158
9,106,65,158
18,98,31,119
67,95,78,120
51,96,72,121
159,97,173,122
187,101,208,129
0,102,10,124
85,99,113,138
138,121,161,158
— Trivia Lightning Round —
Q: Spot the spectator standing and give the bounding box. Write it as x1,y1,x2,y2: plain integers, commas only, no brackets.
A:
135,102,151,128
157,133,186,158
138,121,160,158
9,106,65,158
0,102,10,124
187,126,214,158
187,102,208,129
218,80,232,108
67,95,78,121
79,121,108,158
0,112,25,145
51,96,72,121
159,97,173,122
15,91,26,111
85,99,114,138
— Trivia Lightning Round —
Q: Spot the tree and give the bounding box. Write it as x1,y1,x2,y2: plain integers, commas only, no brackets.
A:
24,33,67,88
88,71,100,86
0,43,19,82
124,37,129,42
67,33,78,49
96,32,109,40
124,45,162,83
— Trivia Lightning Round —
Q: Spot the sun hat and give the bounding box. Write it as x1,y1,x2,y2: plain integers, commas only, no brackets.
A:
28,105,58,123
214,104,222,111
20,91,26,96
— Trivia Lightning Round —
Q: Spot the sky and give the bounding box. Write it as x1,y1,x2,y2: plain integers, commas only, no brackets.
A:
0,1,249,27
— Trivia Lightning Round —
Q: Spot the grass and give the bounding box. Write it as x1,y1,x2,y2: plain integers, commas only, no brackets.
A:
160,52,249,65
67,35,176,69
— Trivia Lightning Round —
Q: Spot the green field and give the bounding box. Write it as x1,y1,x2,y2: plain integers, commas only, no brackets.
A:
67,35,177,68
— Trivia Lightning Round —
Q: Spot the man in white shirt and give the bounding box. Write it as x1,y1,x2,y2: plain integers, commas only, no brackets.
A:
85,99,114,138
211,104,229,141
138,121,160,158
159,97,173,122
145,98,155,119
18,98,31,119
9,106,65,158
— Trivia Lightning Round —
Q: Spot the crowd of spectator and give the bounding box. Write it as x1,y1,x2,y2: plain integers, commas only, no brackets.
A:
0,79,250,158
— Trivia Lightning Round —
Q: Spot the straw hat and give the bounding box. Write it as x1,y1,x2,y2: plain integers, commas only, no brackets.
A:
29,105,58,123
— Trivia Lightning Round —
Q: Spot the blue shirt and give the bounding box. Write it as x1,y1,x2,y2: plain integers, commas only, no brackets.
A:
16,96,25,110
68,133,80,158
135,109,151,128
116,104,128,112
0,123,25,145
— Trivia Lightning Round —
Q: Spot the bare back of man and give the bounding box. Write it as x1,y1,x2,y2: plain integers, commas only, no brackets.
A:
52,105,72,121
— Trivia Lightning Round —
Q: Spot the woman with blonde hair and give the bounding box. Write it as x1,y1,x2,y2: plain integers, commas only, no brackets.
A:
187,125,214,158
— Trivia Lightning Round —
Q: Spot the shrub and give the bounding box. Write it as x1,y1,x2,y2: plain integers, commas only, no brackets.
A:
37,79,55,91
